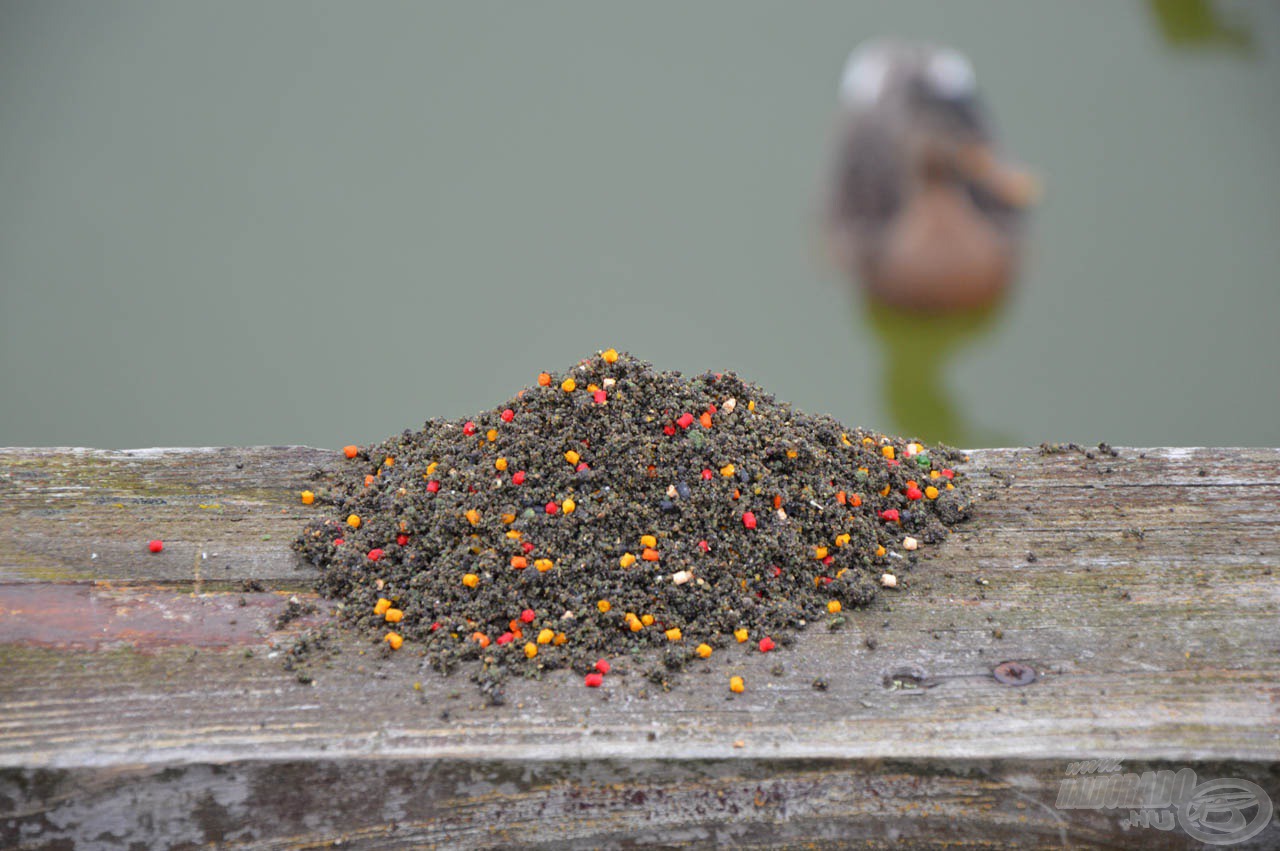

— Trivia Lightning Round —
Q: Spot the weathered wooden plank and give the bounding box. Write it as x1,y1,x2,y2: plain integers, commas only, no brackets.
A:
1,446,1278,849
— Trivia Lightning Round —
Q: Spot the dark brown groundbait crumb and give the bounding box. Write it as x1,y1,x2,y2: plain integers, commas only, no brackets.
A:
293,351,974,702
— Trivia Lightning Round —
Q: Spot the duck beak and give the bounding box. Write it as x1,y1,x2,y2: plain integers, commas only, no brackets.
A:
958,143,1042,209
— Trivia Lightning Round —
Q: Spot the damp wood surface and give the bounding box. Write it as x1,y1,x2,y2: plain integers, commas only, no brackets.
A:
2,445,1278,850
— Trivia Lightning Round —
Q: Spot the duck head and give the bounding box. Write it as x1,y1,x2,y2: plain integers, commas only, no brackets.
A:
826,41,1039,312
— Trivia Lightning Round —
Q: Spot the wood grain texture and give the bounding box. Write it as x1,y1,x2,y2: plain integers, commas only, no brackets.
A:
2,445,1278,849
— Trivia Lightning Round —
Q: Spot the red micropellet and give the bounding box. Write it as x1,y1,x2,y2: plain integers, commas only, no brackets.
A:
500,408,515,422
771,565,782,577
520,609,536,623
396,534,409,546
822,555,834,566
759,637,776,653
512,471,526,485
593,390,607,404
521,541,534,554
367,548,384,561
742,511,757,529
497,632,514,645
701,469,714,480
595,659,611,674
698,539,710,552
879,509,900,522
663,424,676,436
430,622,442,631
576,462,589,472
677,412,694,429
463,421,477,436
584,672,604,688
426,480,440,493
545,501,559,515
906,486,923,501
333,538,344,546
822,576,834,585
148,540,163,553
942,469,955,479
886,458,900,466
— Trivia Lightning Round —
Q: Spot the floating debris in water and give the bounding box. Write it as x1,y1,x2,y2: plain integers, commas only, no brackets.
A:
294,351,973,702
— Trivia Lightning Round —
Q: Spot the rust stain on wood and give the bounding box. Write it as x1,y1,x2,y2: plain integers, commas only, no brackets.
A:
0,582,328,650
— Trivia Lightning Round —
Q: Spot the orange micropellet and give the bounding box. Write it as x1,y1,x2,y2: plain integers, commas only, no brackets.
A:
602,348,619,363
849,493,862,507
486,429,498,442
535,558,554,572
720,464,735,478
565,450,580,465
836,491,846,505
538,372,552,386
300,490,315,505
642,548,660,562
553,632,568,645
374,598,391,616
385,608,404,623
696,643,713,659
597,600,611,613
875,545,887,557
640,534,657,548
343,445,359,459
641,614,655,626
364,474,375,487
828,600,842,614
462,573,479,588
385,632,403,650
561,377,576,393
347,514,361,528
511,556,528,569
466,509,481,525
472,632,490,648
699,411,713,428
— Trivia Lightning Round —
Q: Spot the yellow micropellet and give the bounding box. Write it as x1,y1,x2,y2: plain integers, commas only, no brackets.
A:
300,490,315,505
814,546,829,560
786,449,798,459
385,632,403,650
641,614,655,626
506,530,522,539
720,464,735,478
597,600,611,613
946,483,955,490
374,598,391,616
561,377,576,393
562,498,576,515
466,509,481,525
565,450,580,466
729,676,744,693
535,558,554,572
882,445,895,460
384,456,395,467
385,608,404,623
925,485,939,500
747,401,755,412
486,429,497,442
828,600,842,614
841,434,852,446
619,552,636,568
640,534,657,548
495,457,508,471
835,534,850,547
524,642,538,659
930,470,941,480
537,628,554,645
733,628,748,643
665,627,682,641
696,643,712,659
462,573,479,588
602,348,619,363
347,514,361,528
880,485,891,497
501,513,516,524
426,462,438,475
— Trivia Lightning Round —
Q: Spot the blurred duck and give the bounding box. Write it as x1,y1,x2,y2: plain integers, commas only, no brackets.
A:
826,41,1039,312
